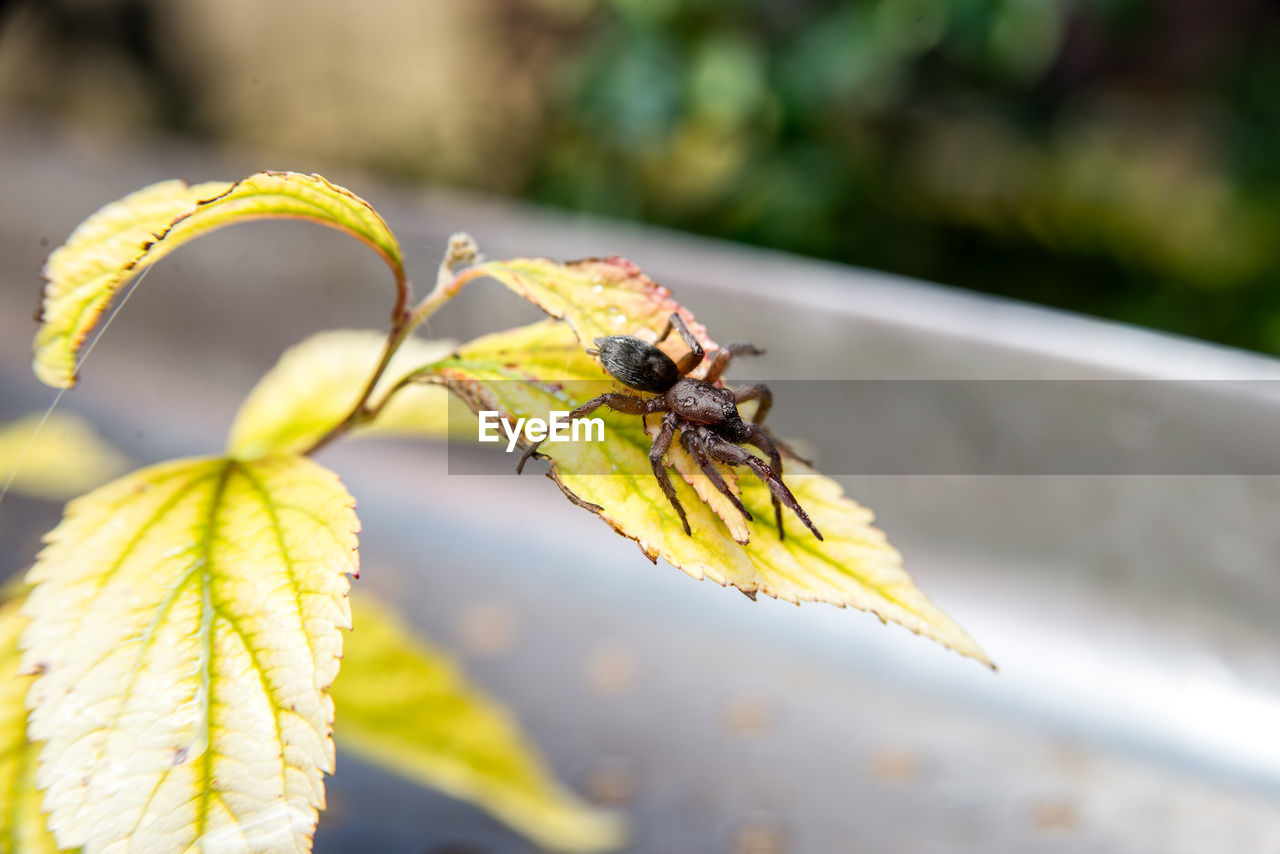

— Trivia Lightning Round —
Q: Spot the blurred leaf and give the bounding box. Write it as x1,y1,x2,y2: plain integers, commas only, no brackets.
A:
0,596,62,854
688,34,767,127
424,320,991,666
903,117,1268,287
461,256,719,361
0,412,129,501
21,455,359,853
34,172,405,389
227,330,454,460
333,594,626,853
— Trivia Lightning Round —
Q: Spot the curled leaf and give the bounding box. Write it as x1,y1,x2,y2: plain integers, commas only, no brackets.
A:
0,411,130,501
34,178,228,388
227,330,454,460
333,595,626,853
424,320,991,666
21,455,359,853
0,596,60,854
35,172,405,388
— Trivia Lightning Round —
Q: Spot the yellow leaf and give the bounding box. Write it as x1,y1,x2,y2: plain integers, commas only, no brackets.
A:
20,455,359,853
0,412,129,501
333,595,626,853
425,320,992,666
460,256,719,362
0,596,62,854
227,330,454,460
35,173,405,389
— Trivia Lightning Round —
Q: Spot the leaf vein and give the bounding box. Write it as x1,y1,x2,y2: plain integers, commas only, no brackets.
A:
233,466,315,666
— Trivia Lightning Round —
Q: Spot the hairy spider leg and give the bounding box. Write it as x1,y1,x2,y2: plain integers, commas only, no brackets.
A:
650,411,691,535
515,392,665,473
657,312,705,375
732,383,773,424
705,343,766,384
681,426,753,522
743,423,788,538
705,433,824,541
733,383,812,465
761,430,812,466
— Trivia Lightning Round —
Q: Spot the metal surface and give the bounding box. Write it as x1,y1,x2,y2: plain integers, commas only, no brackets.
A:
2,126,1279,853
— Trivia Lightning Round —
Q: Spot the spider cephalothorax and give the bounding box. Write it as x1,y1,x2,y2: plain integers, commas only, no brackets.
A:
518,313,822,541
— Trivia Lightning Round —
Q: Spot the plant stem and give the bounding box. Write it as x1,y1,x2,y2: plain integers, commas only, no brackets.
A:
302,325,406,455
302,236,487,456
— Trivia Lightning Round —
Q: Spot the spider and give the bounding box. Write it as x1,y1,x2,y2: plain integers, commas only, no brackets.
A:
517,313,823,542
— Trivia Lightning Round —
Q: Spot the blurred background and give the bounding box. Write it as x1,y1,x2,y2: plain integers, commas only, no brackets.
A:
5,3,1280,853
3,0,1280,354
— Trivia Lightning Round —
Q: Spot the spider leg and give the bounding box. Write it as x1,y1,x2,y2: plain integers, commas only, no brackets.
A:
516,443,546,474
744,424,786,537
516,392,658,473
658,312,705,375
649,412,691,535
731,385,811,464
705,343,766,383
762,430,812,466
682,427,752,522
706,434,823,541
732,383,772,425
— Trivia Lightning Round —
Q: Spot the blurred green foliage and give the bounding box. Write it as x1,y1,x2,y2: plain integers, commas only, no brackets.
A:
527,0,1280,353
4,0,1280,353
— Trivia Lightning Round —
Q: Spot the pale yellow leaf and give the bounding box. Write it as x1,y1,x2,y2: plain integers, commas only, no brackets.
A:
0,596,62,854
332,595,625,853
424,320,991,666
20,455,360,853
227,330,454,460
0,412,130,501
35,173,405,389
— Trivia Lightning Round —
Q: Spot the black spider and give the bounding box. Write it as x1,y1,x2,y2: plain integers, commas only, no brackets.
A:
517,313,823,541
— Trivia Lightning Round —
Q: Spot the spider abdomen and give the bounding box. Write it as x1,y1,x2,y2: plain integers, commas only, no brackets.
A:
595,335,680,393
